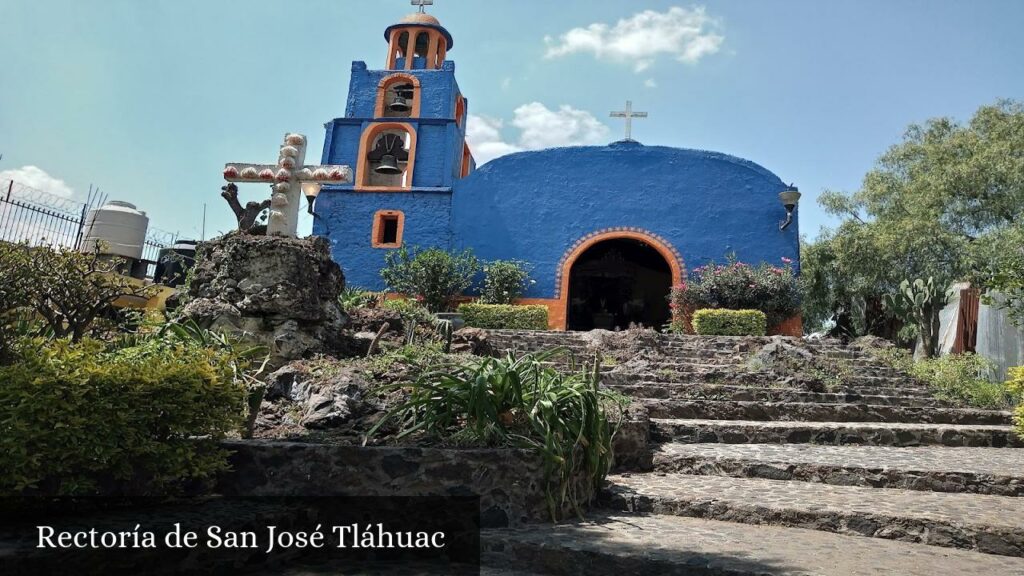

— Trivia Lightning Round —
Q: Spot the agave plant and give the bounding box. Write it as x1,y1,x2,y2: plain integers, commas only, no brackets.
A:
367,348,625,520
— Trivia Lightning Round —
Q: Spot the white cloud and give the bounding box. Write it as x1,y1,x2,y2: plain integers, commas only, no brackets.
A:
466,103,611,164
544,6,724,72
511,102,610,150
644,78,658,88
0,165,75,198
501,77,512,91
466,115,524,164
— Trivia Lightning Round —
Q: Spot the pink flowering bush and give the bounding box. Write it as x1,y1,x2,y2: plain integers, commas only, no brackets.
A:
670,256,800,332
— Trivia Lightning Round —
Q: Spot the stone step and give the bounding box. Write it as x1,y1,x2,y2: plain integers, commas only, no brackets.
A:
598,364,913,383
601,473,1024,557
600,359,903,375
489,331,872,354
609,382,951,407
574,354,750,366
482,511,1024,575
641,399,1012,425
604,371,930,392
651,418,1024,448
651,442,1024,496
838,384,937,398
492,340,889,368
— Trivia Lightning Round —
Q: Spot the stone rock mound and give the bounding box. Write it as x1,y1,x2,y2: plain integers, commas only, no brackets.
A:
177,233,348,366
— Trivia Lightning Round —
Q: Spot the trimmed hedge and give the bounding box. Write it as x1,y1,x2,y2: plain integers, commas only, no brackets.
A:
692,309,767,336
458,303,549,330
0,338,246,503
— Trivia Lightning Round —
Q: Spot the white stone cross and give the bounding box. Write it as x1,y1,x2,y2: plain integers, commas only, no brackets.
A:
610,100,648,142
223,133,351,237
412,0,433,13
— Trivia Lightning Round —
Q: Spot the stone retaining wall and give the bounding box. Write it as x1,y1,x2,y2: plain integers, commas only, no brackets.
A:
219,440,595,527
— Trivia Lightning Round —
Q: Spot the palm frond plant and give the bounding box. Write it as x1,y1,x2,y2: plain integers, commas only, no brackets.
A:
366,348,626,520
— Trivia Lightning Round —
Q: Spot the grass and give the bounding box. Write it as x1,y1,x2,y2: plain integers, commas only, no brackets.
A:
366,347,626,521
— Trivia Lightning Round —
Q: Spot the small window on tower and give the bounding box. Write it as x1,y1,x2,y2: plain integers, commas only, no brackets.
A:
381,217,399,244
372,210,404,248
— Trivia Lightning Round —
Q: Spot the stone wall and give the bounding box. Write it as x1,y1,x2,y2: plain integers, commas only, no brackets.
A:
219,440,596,527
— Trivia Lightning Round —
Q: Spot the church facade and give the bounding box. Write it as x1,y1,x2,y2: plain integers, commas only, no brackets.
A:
313,11,801,332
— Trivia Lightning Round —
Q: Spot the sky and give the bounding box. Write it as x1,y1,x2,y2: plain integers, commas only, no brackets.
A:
1,0,1023,241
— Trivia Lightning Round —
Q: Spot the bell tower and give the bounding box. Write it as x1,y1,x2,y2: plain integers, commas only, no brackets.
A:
384,11,453,71
314,2,476,289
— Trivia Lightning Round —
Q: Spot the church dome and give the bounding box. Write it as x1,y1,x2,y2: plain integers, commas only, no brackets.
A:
401,12,441,26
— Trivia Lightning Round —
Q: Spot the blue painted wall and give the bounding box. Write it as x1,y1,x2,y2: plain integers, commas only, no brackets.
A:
449,141,800,299
314,190,452,289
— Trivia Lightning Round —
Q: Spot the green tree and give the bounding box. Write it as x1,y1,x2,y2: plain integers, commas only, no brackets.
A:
803,100,1024,351
0,243,157,343
968,224,1024,327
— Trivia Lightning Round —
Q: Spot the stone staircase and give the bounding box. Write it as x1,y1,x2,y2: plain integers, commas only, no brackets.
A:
481,329,1024,575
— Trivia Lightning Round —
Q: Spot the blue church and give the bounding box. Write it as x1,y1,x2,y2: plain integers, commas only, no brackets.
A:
313,10,802,332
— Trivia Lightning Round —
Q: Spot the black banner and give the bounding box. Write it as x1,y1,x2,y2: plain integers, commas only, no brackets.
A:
1,496,481,575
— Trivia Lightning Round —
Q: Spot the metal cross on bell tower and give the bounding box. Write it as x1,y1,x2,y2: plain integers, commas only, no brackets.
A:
610,100,648,142
412,0,433,13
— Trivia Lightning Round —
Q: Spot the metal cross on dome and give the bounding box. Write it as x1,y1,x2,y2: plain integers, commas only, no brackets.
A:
610,100,648,142
412,0,433,13
223,134,351,237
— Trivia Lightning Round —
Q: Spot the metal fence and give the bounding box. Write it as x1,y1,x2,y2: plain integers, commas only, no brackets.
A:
0,179,176,278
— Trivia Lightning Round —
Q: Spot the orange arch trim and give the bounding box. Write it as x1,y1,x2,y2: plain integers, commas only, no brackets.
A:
355,122,417,192
375,74,422,118
547,228,684,330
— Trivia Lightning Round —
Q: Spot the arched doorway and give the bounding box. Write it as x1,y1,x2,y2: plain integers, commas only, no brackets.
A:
566,237,673,331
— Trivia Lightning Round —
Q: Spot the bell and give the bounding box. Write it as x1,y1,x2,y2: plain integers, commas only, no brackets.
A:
389,95,411,113
375,154,402,174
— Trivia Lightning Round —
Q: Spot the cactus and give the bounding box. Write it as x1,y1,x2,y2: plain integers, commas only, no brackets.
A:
883,277,949,358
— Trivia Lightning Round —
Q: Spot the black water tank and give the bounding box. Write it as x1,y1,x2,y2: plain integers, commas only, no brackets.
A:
154,240,198,287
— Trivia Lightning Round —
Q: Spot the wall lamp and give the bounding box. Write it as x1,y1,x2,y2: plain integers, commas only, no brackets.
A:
778,184,801,231
301,182,322,216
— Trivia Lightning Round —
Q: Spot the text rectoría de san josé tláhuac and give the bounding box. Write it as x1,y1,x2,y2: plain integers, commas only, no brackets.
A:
37,523,447,554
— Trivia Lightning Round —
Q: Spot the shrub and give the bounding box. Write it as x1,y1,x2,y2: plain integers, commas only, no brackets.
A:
459,303,549,330
873,348,1015,409
692,309,767,336
380,245,479,312
911,352,1011,409
382,297,436,325
0,242,32,361
0,337,248,504
1007,367,1024,438
480,260,533,304
670,255,799,331
368,349,625,520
